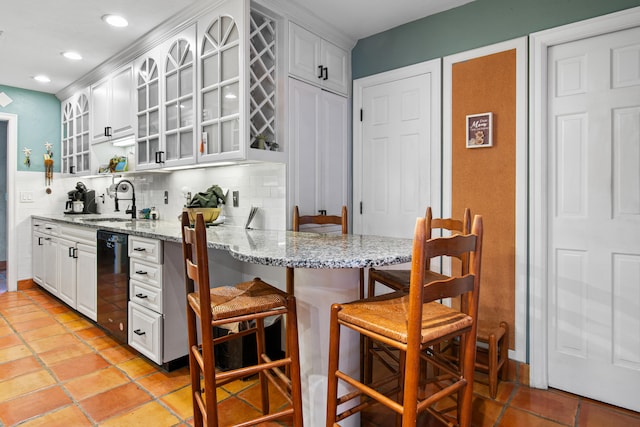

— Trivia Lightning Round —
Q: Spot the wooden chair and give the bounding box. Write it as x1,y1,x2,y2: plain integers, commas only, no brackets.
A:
287,206,363,297
364,207,471,383
326,215,483,427
181,212,303,427
367,206,471,298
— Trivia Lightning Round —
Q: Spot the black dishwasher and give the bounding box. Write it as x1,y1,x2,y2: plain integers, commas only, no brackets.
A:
97,230,129,344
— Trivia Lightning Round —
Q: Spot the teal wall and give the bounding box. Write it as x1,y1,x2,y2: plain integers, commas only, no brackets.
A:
353,0,640,79
0,85,60,172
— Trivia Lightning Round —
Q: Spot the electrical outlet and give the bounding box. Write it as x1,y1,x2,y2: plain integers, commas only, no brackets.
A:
232,191,239,207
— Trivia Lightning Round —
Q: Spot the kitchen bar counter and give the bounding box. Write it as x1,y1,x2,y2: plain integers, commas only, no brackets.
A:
32,214,413,269
33,213,413,426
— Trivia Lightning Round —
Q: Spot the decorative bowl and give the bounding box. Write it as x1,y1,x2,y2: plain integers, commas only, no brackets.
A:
183,207,221,224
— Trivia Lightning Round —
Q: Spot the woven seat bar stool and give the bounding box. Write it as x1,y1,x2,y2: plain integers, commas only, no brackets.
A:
181,212,303,427
326,214,483,427
364,207,471,384
287,206,355,295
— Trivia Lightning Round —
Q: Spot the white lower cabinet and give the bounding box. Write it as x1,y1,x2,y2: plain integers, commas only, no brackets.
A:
42,236,59,296
32,231,45,285
31,220,97,320
128,302,162,364
76,242,97,321
57,237,78,308
32,220,60,296
128,239,189,368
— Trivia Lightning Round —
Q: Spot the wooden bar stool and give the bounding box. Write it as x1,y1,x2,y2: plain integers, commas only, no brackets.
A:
326,215,484,427
181,212,303,427
287,206,356,295
364,207,471,383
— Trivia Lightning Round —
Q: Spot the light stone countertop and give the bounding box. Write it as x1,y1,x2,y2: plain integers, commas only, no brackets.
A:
32,214,414,269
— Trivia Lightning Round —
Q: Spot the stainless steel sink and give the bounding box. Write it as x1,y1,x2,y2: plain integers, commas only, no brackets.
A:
81,217,132,223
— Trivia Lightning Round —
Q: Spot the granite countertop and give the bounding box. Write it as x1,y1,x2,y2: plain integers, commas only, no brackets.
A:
32,214,413,269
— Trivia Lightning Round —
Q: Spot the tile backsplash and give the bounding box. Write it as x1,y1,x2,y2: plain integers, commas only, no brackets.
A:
17,163,286,280
95,163,286,229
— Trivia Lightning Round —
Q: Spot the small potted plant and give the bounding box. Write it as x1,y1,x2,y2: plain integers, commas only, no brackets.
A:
253,134,267,150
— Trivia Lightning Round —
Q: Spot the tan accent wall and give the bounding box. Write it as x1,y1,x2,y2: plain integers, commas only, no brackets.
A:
451,49,516,347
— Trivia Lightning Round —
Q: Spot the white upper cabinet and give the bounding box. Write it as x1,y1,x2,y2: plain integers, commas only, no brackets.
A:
134,47,162,170
135,25,196,170
288,22,349,96
163,29,197,167
196,0,246,163
196,1,284,164
91,64,135,143
61,90,91,175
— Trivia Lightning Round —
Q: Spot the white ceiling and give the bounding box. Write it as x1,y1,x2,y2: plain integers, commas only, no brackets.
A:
0,0,472,96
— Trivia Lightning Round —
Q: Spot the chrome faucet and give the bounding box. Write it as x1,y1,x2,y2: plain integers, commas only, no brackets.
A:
114,179,137,219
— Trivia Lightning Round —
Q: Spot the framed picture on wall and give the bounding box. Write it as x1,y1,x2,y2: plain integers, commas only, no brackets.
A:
466,112,493,148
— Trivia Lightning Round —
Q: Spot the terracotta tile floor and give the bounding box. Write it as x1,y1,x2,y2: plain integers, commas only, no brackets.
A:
1,286,640,426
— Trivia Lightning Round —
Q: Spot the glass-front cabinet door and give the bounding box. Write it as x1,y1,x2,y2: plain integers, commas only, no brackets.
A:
164,26,196,167
197,0,247,163
135,26,196,170
135,47,162,170
61,91,90,175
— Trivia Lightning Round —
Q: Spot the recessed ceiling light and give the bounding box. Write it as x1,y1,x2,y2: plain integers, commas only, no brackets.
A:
33,75,51,83
102,14,128,27
62,51,82,60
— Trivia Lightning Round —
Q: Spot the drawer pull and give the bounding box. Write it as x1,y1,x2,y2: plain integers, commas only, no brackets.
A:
134,247,147,252
135,293,148,299
133,329,146,336
135,270,148,275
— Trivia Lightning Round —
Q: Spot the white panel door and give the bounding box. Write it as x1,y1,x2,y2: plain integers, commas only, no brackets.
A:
318,89,349,216
548,26,640,411
358,70,439,238
289,78,348,218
